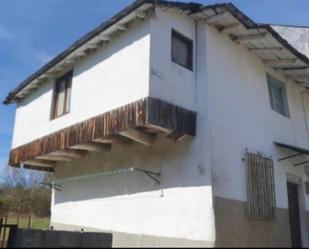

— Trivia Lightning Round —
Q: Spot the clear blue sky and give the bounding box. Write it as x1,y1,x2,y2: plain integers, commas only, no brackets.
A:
0,0,308,169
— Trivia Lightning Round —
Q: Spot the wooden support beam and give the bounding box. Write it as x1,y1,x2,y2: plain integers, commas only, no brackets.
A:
98,34,111,41
50,149,87,159
278,66,309,71
218,23,239,33
22,159,55,168
87,43,99,49
288,75,309,82
135,10,147,19
37,75,48,82
280,68,309,75
265,58,297,66
36,155,72,162
71,142,111,152
231,33,267,43
167,132,188,142
76,51,87,57
117,23,127,31
144,124,173,134
9,97,196,167
248,47,283,52
23,164,54,172
120,129,155,146
205,12,229,25
44,72,55,77
94,135,133,147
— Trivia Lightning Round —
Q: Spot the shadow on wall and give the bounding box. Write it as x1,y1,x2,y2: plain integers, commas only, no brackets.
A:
54,134,210,204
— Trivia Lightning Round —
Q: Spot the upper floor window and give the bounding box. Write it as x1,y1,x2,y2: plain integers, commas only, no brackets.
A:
267,73,289,117
51,71,72,119
171,29,193,71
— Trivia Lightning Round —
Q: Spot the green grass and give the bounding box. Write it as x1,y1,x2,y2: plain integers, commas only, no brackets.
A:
6,217,50,230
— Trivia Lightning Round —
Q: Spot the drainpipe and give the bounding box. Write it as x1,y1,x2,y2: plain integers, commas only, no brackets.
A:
301,90,309,143
194,19,198,110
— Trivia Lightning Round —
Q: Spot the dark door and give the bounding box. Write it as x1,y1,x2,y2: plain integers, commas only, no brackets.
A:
287,182,302,248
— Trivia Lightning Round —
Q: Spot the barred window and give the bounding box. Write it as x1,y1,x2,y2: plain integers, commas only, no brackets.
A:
246,151,276,219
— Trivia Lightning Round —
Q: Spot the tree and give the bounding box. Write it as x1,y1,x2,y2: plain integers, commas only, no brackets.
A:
0,166,52,219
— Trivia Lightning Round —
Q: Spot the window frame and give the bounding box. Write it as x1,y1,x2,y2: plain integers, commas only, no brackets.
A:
171,29,193,71
267,73,290,118
50,70,73,120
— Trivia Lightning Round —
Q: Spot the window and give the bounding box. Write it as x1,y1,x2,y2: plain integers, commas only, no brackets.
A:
51,71,72,119
246,151,276,219
267,73,289,117
171,29,193,70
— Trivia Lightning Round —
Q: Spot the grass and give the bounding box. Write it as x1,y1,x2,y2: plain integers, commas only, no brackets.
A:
6,217,50,230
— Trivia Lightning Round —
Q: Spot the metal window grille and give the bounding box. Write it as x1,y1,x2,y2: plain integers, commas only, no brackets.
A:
246,151,276,219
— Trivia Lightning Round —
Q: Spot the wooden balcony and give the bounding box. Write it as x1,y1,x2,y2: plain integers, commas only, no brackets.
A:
9,97,196,172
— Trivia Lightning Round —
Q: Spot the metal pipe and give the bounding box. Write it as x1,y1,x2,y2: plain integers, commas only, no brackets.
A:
278,153,303,161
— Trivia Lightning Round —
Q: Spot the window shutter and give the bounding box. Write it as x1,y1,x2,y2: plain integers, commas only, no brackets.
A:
246,151,276,219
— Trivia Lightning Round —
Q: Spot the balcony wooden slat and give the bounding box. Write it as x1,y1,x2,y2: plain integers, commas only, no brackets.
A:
9,97,196,168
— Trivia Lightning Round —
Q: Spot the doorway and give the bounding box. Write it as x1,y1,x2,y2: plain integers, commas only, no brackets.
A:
287,182,302,247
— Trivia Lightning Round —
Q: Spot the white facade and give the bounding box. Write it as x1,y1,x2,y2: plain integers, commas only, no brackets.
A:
12,19,151,148
8,3,309,247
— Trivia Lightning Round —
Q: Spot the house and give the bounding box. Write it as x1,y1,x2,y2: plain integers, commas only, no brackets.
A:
4,0,309,247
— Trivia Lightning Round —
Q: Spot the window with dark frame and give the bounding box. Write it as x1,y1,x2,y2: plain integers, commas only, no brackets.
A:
51,71,73,119
267,73,290,117
171,29,193,71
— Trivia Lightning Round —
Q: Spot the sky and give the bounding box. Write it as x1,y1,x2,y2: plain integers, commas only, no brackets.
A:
0,0,309,170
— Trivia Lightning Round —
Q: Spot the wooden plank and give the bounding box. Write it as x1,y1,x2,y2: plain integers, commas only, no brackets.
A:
71,142,111,152
120,129,155,146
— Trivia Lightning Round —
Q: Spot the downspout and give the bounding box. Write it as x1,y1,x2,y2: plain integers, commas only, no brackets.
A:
301,90,309,143
194,19,198,110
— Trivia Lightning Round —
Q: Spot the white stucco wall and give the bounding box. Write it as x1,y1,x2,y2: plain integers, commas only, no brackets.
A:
149,8,197,111
12,19,151,148
51,9,216,244
51,134,215,243
203,24,309,210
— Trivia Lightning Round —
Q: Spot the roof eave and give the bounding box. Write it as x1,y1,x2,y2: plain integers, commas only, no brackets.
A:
3,0,156,105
